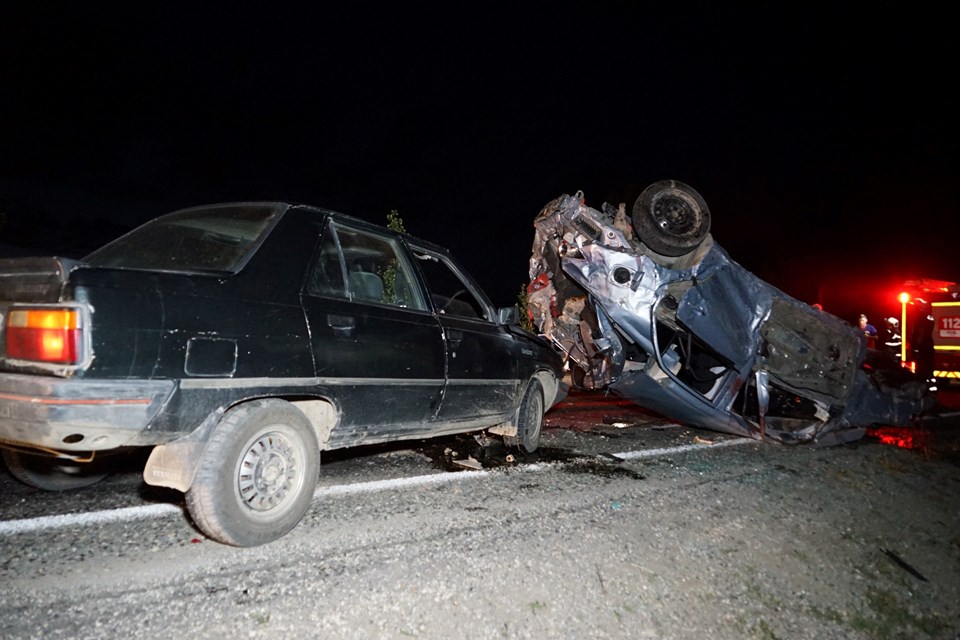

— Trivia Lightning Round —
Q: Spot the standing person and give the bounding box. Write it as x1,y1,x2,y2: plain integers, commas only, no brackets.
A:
858,313,878,349
882,317,902,358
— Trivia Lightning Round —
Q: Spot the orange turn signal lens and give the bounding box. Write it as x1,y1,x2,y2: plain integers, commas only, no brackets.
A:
7,309,80,330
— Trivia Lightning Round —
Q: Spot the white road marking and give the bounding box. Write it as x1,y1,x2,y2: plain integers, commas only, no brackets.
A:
315,469,489,496
0,438,754,536
613,437,756,460
0,503,182,535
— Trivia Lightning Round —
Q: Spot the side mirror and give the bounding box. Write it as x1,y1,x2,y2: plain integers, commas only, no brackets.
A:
497,306,519,326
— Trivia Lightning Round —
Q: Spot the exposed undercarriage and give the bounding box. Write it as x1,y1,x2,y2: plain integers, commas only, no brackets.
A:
527,182,932,446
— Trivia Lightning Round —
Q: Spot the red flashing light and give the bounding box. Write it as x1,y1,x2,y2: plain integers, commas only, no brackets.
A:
898,292,910,304
873,430,915,449
867,426,928,451
5,308,83,364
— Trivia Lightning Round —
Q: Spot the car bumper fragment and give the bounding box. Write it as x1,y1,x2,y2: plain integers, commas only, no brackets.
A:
0,373,176,452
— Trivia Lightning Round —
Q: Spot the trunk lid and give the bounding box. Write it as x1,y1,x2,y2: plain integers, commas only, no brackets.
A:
0,257,81,303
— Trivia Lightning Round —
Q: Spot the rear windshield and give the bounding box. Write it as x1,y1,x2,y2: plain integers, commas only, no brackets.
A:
84,204,282,273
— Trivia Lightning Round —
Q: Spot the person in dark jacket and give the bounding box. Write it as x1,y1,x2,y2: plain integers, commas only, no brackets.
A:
883,316,902,357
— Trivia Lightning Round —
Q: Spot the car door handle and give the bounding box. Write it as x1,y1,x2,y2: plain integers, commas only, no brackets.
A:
327,314,356,338
447,329,463,350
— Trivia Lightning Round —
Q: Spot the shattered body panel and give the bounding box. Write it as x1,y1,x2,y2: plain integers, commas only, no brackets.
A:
528,188,931,446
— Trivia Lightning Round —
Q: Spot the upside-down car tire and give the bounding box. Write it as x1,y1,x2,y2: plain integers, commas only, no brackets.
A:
632,179,711,257
504,378,545,453
186,399,320,547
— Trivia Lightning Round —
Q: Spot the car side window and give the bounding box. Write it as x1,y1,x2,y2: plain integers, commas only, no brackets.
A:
412,249,489,320
307,223,427,311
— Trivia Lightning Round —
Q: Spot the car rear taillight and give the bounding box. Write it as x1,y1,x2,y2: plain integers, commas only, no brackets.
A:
5,308,83,364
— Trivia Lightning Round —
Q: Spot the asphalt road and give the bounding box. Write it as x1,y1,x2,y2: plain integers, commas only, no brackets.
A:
1,391,958,639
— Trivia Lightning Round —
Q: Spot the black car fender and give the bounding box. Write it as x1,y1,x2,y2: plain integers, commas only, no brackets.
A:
143,395,338,493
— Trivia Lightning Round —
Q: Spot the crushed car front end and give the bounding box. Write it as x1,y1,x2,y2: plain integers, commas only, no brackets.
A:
527,184,932,446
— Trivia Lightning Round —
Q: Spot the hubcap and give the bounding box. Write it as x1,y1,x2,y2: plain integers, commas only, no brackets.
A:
237,432,298,512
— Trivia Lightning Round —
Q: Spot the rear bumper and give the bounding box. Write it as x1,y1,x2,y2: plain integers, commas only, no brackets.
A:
0,373,175,452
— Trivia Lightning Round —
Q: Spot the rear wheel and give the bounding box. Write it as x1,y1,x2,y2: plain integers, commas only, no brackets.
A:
1,449,109,491
504,379,545,453
632,179,710,257
186,399,320,547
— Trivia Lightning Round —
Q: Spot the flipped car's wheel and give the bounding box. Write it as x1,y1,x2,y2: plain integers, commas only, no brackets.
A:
632,179,711,257
504,378,545,453
186,399,320,547
1,449,109,491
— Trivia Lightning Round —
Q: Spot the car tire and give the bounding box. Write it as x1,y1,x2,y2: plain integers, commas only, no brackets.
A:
185,399,320,547
632,179,711,257
1,449,110,491
504,378,545,453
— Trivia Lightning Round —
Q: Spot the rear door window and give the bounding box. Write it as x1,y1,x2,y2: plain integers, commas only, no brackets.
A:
306,223,427,311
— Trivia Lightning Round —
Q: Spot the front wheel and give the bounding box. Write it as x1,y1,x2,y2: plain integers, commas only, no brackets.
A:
1,449,110,491
186,399,320,547
504,379,545,453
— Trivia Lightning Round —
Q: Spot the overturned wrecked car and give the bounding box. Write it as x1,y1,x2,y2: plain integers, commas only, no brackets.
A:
527,180,931,446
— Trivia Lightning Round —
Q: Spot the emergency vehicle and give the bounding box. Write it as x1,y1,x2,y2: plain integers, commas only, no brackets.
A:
896,279,960,382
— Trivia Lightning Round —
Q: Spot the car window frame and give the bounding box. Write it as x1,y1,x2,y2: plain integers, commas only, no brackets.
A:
407,244,496,323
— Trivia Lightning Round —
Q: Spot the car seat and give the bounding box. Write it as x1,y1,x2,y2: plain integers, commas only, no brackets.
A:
349,271,384,302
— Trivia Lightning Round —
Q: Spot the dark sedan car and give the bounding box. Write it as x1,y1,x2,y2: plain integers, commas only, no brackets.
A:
0,202,564,546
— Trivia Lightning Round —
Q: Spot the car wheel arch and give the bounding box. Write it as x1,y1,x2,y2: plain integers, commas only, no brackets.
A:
532,369,562,409
142,395,335,494
501,372,557,453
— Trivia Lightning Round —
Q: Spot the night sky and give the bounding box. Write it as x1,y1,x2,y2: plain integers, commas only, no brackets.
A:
1,6,955,323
